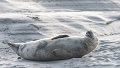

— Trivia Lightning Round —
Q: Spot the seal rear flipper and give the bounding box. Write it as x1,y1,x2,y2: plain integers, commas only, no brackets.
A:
7,42,20,55
51,35,69,40
52,49,72,59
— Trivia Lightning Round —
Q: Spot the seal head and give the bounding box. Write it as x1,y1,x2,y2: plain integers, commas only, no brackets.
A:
85,30,95,39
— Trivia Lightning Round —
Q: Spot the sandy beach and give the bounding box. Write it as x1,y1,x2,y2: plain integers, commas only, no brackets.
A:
0,0,120,68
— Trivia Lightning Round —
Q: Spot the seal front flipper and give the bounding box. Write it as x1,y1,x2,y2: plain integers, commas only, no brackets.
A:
52,49,72,59
51,35,69,40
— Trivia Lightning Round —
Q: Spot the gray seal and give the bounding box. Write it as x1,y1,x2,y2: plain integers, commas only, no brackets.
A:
7,30,98,61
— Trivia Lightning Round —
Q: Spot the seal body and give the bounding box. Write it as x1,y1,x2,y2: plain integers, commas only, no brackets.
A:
8,30,98,61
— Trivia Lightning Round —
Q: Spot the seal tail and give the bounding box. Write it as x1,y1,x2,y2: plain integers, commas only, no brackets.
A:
7,42,20,54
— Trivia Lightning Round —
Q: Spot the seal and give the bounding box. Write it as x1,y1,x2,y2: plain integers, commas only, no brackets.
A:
7,30,98,61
